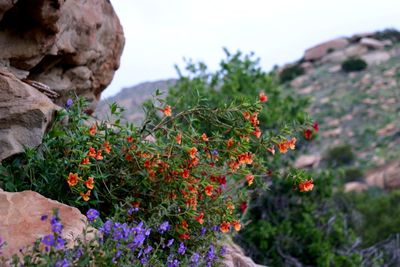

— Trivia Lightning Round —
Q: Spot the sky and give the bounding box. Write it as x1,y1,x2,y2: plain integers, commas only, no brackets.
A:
104,0,400,98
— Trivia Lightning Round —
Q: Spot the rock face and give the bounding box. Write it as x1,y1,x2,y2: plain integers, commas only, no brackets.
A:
223,239,265,267
0,190,88,259
0,69,58,161
365,161,400,190
0,0,124,107
304,38,349,61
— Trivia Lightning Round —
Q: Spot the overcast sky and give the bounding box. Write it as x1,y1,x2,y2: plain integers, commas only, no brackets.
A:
104,0,400,98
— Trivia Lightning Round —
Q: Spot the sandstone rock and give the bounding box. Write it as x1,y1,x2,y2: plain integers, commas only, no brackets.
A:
361,51,391,65
298,85,315,94
223,239,265,267
328,65,341,73
299,61,313,72
321,127,342,138
344,44,369,57
0,69,59,161
365,161,400,190
350,32,375,41
304,38,349,61
0,190,88,259
360,37,386,49
290,75,308,88
383,68,397,77
377,123,397,137
344,182,369,193
321,50,346,63
0,0,124,106
294,154,321,169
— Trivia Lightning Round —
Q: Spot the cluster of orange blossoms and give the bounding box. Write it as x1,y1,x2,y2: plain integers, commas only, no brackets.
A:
276,138,297,154
298,179,314,192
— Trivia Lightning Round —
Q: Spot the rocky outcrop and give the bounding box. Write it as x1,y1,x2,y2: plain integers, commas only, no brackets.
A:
294,154,321,169
0,189,88,259
365,161,400,190
0,0,124,107
223,238,265,267
304,38,349,61
0,69,58,161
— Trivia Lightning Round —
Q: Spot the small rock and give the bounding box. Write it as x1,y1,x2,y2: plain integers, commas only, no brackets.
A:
290,75,308,88
328,65,341,73
359,37,386,49
377,123,397,136
344,44,369,57
321,127,342,137
344,182,369,193
298,85,315,94
361,51,391,65
294,155,322,168
223,238,265,267
365,161,400,190
383,68,396,77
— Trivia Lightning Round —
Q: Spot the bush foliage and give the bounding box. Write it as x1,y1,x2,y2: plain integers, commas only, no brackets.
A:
341,58,367,72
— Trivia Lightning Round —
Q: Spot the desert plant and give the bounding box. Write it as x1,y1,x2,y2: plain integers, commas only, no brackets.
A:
341,58,367,72
279,64,305,83
326,144,355,167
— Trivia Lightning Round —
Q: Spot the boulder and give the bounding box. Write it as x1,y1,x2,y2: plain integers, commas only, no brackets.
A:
0,69,59,161
223,238,265,267
344,182,369,193
304,38,349,61
0,0,124,107
360,37,386,49
294,155,322,169
0,190,88,259
361,51,391,65
365,161,400,190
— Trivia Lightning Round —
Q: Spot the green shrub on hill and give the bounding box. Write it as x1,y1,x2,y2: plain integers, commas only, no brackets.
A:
279,64,305,83
326,144,355,167
341,58,367,72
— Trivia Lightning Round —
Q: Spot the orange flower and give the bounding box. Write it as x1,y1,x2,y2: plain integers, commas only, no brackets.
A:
220,222,230,233
125,154,133,161
259,92,268,102
299,179,314,192
195,212,205,224
81,157,90,165
67,173,79,187
238,152,253,165
232,221,241,231
267,146,275,155
253,127,261,138
182,169,190,179
227,203,235,214
80,190,91,201
175,133,182,145
227,138,234,149
245,174,254,186
201,133,209,142
188,147,198,159
250,113,259,127
288,138,297,150
127,136,134,143
204,185,213,196
277,141,289,154
103,141,111,154
190,157,199,167
243,111,251,120
179,233,190,240
95,150,103,160
163,105,172,116
89,124,96,136
84,176,94,190
87,147,96,158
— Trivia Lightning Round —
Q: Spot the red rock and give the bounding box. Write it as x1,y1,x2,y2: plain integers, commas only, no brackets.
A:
294,155,321,169
304,38,349,61
0,190,88,259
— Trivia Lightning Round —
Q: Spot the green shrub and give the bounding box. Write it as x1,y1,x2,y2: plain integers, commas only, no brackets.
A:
279,64,305,83
341,58,367,72
342,168,364,183
326,144,355,166
372,28,400,43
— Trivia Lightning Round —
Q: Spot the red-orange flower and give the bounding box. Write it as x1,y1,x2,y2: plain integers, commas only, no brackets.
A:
299,179,314,192
253,127,261,138
127,136,134,143
204,185,213,196
288,137,297,150
277,141,289,154
67,172,79,187
201,133,209,142
238,152,253,165
103,141,111,154
179,233,190,240
81,157,90,165
243,111,251,120
89,124,96,136
125,154,133,161
245,174,254,186
84,176,94,190
182,169,190,179
227,138,234,149
163,105,172,116
304,129,313,140
95,150,103,160
259,92,268,102
80,190,91,201
87,147,96,158
175,133,182,145
250,113,259,127
240,202,248,213
188,147,198,159
232,220,241,231
195,212,205,224
312,122,319,132
220,222,230,233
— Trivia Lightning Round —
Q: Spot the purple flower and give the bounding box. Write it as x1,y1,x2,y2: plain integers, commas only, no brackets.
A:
144,245,153,254
73,248,83,260
40,215,48,221
166,238,174,247
158,221,170,234
220,245,227,256
207,244,215,262
86,209,100,222
42,235,55,247
191,252,200,264
200,227,207,236
65,98,73,109
55,237,66,250
50,216,63,234
100,219,113,235
178,242,186,255
212,149,219,156
55,258,69,267
128,207,139,215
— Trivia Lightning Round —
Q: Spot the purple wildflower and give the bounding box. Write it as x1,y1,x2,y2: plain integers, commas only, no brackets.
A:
40,215,48,221
100,219,113,235
220,245,227,255
42,235,55,247
158,221,170,234
86,209,100,222
55,237,66,250
65,99,73,109
55,258,69,267
50,216,63,234
128,207,139,215
144,245,153,254
200,227,207,236
178,242,186,255
191,252,201,265
207,244,216,262
212,149,219,156
166,238,174,247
